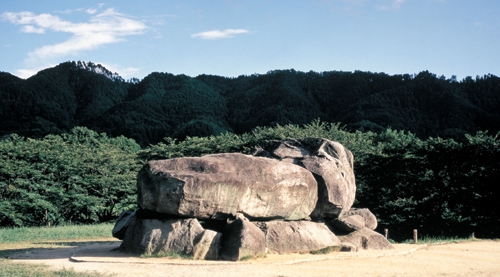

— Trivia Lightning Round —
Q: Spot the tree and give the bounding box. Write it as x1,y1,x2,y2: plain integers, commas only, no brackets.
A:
0,127,141,227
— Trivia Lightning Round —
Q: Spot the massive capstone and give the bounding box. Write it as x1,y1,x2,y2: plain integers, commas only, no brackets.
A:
253,138,356,218
114,138,392,260
137,153,318,221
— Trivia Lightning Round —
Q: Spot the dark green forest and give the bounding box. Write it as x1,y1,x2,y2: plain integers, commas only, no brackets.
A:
1,61,500,146
1,62,499,240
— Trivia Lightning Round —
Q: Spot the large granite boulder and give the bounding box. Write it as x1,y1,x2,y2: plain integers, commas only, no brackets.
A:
137,153,318,221
220,215,267,261
119,217,221,259
337,228,394,250
253,138,356,219
257,221,341,254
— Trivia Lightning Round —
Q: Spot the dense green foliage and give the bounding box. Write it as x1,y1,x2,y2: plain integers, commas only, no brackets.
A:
140,121,499,239
139,120,379,160
1,62,500,146
1,121,498,239
1,122,498,239
0,127,141,227
356,131,499,239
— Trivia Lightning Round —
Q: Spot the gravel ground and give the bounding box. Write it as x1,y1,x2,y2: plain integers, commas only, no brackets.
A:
6,240,500,277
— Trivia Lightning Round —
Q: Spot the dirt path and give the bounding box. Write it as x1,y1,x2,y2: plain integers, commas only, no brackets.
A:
4,240,500,277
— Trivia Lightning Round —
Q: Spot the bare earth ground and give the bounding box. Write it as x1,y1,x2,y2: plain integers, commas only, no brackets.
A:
3,239,500,277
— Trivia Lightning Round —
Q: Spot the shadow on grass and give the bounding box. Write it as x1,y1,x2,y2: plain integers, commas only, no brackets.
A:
0,241,122,260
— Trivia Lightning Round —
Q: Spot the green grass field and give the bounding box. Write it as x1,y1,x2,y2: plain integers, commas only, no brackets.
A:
0,223,115,244
0,223,116,277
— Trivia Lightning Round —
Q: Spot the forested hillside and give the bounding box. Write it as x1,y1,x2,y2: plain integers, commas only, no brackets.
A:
1,62,498,238
1,61,499,145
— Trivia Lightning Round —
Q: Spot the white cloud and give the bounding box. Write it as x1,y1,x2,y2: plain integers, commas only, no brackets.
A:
17,68,40,78
16,62,141,80
16,65,56,79
21,25,45,33
86,8,98,14
98,62,141,79
191,29,249,40
55,8,85,14
1,8,147,62
56,4,104,15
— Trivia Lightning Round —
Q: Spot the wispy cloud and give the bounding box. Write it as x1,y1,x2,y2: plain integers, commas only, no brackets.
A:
377,0,406,10
1,7,147,77
21,25,45,34
86,8,98,14
191,29,249,40
99,62,141,79
55,8,84,14
56,4,105,15
392,0,406,9
16,66,52,79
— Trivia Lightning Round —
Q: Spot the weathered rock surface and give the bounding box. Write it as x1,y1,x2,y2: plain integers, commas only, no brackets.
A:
112,211,135,240
342,208,378,230
337,228,395,250
137,153,318,221
331,214,366,233
257,221,341,254
119,217,221,259
253,138,356,218
340,242,358,252
220,215,266,261
113,138,394,260
192,229,222,260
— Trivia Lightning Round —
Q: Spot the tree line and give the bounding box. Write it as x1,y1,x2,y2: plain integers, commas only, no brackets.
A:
1,122,498,240
1,61,500,146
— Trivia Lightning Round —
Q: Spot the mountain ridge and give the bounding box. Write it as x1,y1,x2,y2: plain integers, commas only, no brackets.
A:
1,61,499,146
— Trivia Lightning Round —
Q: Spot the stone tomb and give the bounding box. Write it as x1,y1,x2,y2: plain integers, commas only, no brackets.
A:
112,138,393,261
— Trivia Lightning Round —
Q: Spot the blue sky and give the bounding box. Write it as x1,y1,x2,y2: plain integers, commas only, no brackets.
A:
1,0,499,80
